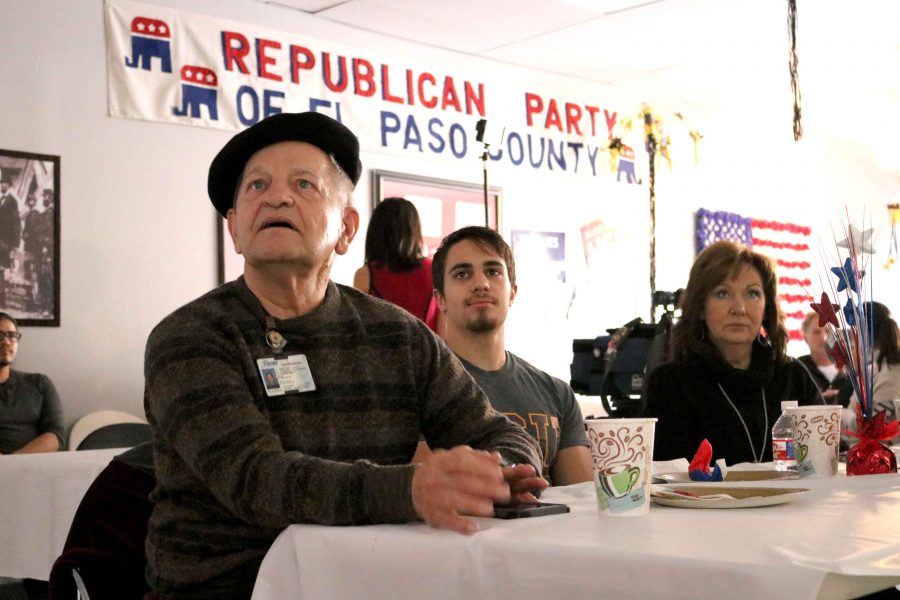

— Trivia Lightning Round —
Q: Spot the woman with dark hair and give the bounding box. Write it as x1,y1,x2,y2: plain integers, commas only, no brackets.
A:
353,197,439,332
644,241,822,464
857,301,900,421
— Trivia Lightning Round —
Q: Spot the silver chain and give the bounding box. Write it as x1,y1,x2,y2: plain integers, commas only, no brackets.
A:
717,383,768,464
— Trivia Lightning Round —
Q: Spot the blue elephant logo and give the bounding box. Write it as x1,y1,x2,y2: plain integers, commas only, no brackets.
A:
124,16,172,73
172,65,219,120
616,145,641,185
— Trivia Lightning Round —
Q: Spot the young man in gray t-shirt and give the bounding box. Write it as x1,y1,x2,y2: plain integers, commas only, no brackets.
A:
431,226,592,486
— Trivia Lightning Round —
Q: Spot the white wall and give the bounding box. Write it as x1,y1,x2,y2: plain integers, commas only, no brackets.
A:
3,0,898,433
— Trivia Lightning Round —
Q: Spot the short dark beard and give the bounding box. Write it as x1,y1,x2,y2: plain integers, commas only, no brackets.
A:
465,315,498,334
0,360,10,368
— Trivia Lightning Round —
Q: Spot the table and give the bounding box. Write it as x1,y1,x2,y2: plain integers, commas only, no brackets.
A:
0,448,122,580
252,470,900,600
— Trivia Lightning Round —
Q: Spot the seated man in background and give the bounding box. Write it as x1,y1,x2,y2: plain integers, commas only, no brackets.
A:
143,112,545,600
429,226,593,486
797,311,853,407
0,311,63,454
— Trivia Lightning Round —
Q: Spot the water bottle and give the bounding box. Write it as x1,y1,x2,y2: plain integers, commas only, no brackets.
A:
772,400,798,471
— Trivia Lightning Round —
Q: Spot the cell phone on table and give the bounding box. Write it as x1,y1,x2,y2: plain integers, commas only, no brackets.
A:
492,502,570,519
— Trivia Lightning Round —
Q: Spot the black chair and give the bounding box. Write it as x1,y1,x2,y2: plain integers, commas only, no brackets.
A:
75,423,152,451
48,443,155,600
71,569,90,600
67,411,149,452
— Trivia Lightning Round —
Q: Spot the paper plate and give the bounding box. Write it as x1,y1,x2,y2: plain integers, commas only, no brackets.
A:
651,485,810,509
653,470,798,484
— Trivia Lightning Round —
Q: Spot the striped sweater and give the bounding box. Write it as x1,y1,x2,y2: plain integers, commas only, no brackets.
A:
143,278,540,599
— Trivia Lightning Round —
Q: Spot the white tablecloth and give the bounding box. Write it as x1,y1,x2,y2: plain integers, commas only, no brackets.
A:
252,471,900,600
0,448,122,579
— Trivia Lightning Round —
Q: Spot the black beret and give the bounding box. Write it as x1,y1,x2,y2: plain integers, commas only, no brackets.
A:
207,111,362,217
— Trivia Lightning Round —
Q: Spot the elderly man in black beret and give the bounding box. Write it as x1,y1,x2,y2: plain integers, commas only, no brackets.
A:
142,112,545,600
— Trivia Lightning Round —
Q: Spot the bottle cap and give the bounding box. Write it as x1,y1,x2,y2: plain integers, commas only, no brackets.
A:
781,400,799,410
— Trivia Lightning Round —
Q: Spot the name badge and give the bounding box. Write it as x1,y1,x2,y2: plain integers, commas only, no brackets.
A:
257,354,316,396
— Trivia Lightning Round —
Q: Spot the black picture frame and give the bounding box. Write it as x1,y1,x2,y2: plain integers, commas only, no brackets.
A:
0,149,60,326
216,215,240,286
371,170,502,254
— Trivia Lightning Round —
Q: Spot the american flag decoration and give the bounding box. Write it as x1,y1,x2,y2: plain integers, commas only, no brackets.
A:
695,208,813,341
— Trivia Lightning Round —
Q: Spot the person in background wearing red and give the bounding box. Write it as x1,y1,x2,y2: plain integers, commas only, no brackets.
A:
353,197,440,333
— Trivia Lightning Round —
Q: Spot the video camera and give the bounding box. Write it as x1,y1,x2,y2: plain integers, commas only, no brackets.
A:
570,318,659,417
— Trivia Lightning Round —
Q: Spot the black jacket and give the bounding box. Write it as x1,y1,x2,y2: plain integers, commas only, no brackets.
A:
644,344,823,465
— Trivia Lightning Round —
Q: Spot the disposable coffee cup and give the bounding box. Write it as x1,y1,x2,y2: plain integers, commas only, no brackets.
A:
584,418,657,516
786,405,841,478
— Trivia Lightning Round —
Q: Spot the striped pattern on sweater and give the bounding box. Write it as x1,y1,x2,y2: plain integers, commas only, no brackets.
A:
143,278,540,598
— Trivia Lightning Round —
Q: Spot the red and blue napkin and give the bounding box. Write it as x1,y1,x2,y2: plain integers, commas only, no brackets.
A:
688,439,727,482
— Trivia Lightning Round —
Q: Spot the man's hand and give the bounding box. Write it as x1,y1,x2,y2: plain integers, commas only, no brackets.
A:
411,446,513,534
502,462,549,504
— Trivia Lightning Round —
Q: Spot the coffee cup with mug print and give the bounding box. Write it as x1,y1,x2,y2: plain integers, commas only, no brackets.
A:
585,418,657,516
785,405,841,478
598,465,641,498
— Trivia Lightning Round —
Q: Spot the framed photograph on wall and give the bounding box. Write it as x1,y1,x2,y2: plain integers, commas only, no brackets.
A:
0,149,60,326
371,170,502,254
217,217,242,285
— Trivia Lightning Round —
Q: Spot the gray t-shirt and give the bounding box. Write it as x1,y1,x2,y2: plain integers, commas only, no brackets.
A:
0,370,64,454
458,352,588,484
